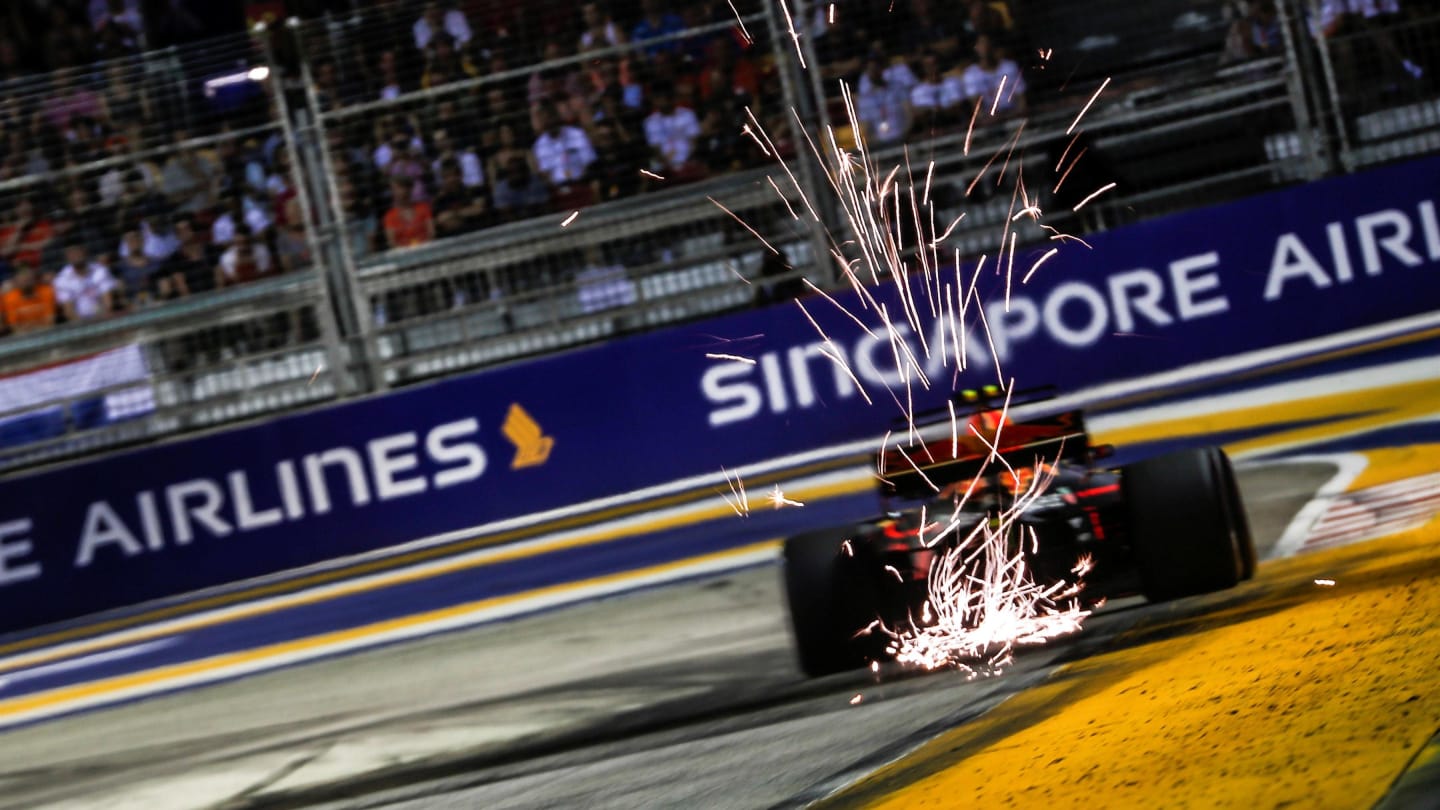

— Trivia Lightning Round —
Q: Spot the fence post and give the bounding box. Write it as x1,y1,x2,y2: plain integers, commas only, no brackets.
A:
762,0,842,286
256,21,354,398
286,16,385,394
1275,0,1345,177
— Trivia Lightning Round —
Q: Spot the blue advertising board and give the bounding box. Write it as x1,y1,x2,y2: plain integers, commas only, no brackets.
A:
2,155,1440,633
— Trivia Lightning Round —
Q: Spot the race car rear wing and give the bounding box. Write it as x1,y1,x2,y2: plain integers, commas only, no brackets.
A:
879,386,1093,500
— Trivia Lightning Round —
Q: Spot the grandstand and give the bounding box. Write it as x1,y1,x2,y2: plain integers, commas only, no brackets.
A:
0,0,1436,474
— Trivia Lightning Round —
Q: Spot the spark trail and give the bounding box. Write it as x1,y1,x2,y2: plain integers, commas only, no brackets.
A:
720,52,1103,674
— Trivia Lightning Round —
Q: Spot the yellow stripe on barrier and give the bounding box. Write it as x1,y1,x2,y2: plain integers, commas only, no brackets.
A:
0,540,782,724
831,517,1440,810
1093,377,1440,456
0,455,868,663
0,474,871,677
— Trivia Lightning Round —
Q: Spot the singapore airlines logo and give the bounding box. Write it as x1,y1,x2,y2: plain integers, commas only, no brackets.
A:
502,403,555,469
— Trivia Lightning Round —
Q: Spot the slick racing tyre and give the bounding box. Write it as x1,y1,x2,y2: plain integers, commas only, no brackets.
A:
782,528,883,677
1124,447,1252,602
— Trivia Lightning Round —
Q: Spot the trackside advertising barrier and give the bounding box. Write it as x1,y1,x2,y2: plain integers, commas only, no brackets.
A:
3,156,1440,633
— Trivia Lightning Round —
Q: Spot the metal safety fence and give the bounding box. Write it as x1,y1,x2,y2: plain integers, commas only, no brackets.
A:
0,0,1435,476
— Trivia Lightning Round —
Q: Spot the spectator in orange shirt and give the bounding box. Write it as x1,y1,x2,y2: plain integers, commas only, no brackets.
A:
0,198,55,271
1,263,57,335
383,177,435,249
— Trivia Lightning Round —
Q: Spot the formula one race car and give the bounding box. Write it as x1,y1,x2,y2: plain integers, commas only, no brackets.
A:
783,385,1256,677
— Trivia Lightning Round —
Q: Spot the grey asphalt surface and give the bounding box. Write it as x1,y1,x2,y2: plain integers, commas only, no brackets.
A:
0,460,1334,810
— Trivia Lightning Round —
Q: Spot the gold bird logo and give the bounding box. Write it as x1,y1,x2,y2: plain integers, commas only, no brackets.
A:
502,403,555,469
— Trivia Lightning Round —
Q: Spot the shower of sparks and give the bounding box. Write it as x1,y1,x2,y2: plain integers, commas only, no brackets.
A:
640,168,665,181
1315,578,1336,587
1072,181,1117,212
561,210,580,227
706,352,757,364
308,365,323,386
849,693,864,705
1067,77,1111,135
718,67,1101,676
769,485,804,508
828,3,836,24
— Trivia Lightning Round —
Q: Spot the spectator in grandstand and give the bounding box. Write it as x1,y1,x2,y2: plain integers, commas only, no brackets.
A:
588,55,645,111
54,243,117,321
491,155,551,221
901,0,961,57
374,49,406,101
529,42,591,127
962,0,1013,50
643,82,702,179
432,159,489,238
858,43,918,98
856,54,912,146
215,227,275,288
312,58,346,111
373,119,425,174
161,130,221,215
163,216,214,297
696,38,759,108
1222,1,1282,64
414,2,474,52
422,33,478,89
488,123,539,189
430,128,485,191
382,177,435,249
0,198,55,273
429,99,483,158
1,262,57,335
961,34,1026,118
694,105,744,174
92,0,144,58
532,103,597,186
589,116,645,201
123,212,182,264
579,2,626,51
631,0,685,58
212,192,272,247
909,51,962,133
115,228,164,309
49,186,110,265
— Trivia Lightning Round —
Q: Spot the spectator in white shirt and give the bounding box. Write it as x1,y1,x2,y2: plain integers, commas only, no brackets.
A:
212,194,272,246
431,128,485,189
578,2,626,52
910,52,963,130
53,244,116,321
857,47,918,99
119,216,181,263
216,229,275,289
856,56,911,146
961,35,1027,117
413,2,473,51
643,83,702,172
532,104,597,186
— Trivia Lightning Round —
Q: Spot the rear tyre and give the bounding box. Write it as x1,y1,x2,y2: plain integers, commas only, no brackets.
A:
782,528,882,677
1125,447,1248,602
